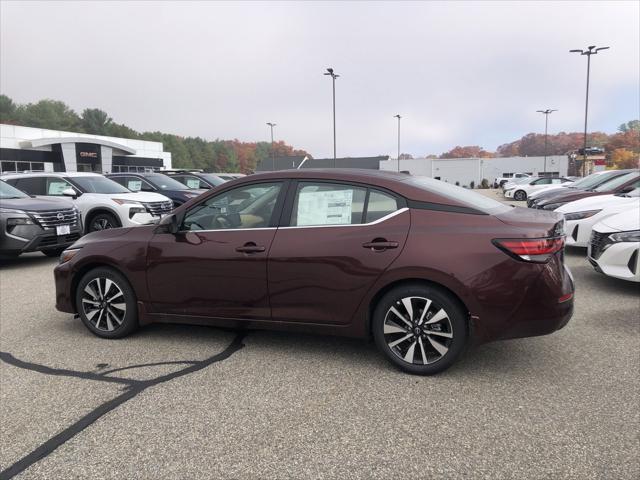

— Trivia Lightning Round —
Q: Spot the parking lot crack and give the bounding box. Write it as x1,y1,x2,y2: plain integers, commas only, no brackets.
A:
0,331,246,479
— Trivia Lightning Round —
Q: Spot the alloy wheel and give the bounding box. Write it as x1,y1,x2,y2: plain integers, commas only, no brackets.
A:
81,277,127,332
383,296,453,365
92,218,114,231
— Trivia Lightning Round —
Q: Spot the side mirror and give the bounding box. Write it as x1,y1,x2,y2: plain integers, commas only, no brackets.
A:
158,213,179,234
62,188,79,199
620,186,635,194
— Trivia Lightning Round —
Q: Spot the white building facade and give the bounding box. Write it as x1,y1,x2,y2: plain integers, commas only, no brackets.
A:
380,155,569,186
0,124,172,174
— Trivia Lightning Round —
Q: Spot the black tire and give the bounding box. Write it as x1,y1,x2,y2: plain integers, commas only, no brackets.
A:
75,267,138,339
514,190,527,201
87,212,119,233
42,247,66,258
372,283,468,375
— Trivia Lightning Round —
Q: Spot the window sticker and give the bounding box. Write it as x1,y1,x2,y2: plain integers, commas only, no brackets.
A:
47,181,69,195
127,180,142,191
297,189,354,226
186,178,201,189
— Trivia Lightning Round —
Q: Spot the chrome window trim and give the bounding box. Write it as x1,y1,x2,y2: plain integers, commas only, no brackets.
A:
280,207,409,230
177,226,278,234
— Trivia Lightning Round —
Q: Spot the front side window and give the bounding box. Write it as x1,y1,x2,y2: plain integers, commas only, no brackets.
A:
46,177,75,195
291,183,366,227
175,175,206,189
182,182,282,231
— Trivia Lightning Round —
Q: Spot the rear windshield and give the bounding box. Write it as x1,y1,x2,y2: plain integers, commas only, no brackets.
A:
593,172,639,192
405,177,510,213
71,176,130,194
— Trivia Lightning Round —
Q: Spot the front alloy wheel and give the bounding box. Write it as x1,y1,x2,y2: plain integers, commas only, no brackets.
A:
514,190,527,201
373,284,467,375
76,267,138,338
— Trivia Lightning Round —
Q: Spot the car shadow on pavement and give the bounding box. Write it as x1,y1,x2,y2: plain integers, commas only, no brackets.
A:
0,255,57,270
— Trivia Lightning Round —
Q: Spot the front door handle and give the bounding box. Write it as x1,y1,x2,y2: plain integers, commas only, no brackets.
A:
362,239,399,251
235,243,266,253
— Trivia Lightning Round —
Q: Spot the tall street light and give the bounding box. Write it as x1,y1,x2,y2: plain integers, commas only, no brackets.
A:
394,114,401,172
570,45,609,176
536,109,557,176
324,67,339,167
266,122,276,171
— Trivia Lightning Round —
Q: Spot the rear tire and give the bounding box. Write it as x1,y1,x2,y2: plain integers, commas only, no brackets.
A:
372,283,468,375
75,267,138,339
514,190,527,201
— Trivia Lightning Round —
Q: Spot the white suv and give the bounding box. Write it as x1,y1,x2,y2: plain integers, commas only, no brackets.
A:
1,172,173,233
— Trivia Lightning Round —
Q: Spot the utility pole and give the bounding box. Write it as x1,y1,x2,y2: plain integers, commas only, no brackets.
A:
570,45,609,176
266,122,276,171
536,109,557,176
394,114,401,172
324,68,339,167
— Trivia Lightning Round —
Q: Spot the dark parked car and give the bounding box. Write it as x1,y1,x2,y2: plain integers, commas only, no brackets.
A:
162,170,227,189
528,169,634,208
1,180,82,259
106,173,206,206
533,171,639,211
54,170,573,375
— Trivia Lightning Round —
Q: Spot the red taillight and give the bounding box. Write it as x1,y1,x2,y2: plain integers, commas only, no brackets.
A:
493,237,565,263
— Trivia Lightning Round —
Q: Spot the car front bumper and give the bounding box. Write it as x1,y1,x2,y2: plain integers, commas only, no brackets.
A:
588,242,640,282
1,221,83,257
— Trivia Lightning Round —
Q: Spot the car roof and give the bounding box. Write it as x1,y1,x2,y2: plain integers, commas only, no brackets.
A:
0,171,103,178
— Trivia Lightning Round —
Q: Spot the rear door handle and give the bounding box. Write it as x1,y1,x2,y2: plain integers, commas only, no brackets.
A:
235,243,266,253
362,240,399,250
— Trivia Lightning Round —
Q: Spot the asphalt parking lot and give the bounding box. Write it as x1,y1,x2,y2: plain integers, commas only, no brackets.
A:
1,192,639,479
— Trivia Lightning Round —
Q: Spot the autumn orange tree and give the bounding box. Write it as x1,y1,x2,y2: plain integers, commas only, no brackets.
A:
610,149,639,169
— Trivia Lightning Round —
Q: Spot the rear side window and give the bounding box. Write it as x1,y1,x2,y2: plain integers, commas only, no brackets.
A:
366,190,399,223
291,183,366,226
11,177,46,195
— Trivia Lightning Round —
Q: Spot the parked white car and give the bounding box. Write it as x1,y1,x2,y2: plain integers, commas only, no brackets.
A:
494,173,531,188
504,177,573,201
588,206,640,282
557,189,640,247
1,172,173,233
501,177,531,192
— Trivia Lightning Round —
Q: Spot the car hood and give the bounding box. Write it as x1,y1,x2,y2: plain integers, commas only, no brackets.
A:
557,194,640,214
109,192,171,202
538,190,604,206
597,206,640,232
1,196,75,211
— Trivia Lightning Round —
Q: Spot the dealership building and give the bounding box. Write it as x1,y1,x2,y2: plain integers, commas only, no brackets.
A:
0,124,172,174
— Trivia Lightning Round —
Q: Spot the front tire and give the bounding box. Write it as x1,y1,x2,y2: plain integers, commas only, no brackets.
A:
514,190,527,201
372,284,468,375
87,212,119,233
75,267,138,339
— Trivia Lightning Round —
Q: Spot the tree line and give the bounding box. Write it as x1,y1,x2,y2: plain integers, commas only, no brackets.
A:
0,95,309,173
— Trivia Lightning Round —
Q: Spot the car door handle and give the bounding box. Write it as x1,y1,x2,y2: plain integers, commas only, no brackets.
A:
235,243,266,253
362,240,399,250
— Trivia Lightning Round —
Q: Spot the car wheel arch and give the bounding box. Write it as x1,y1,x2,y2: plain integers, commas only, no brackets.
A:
71,262,132,313
84,207,122,233
366,278,471,338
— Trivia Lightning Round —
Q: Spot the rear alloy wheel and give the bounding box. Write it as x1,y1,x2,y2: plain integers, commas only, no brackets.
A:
75,267,138,338
514,190,527,201
88,213,119,233
373,284,467,375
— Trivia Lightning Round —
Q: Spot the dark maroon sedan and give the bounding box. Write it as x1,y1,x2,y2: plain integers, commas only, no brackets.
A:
54,170,573,375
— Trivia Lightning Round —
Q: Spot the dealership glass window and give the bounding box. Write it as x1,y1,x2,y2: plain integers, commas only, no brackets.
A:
291,183,367,227
1,161,17,172
182,182,282,231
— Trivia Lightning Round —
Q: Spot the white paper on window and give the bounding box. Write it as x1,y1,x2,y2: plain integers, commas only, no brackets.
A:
186,179,200,189
297,189,353,226
48,182,69,195
127,180,142,191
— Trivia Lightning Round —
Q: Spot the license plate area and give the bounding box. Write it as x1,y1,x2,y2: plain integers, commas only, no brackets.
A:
56,225,71,236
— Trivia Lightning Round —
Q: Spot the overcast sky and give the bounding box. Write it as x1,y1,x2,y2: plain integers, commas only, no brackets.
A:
1,1,638,158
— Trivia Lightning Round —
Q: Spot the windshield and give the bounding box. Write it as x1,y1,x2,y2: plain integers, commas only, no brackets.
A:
570,171,626,190
200,174,226,186
71,176,131,194
593,172,639,192
0,180,29,199
407,177,509,213
144,174,192,190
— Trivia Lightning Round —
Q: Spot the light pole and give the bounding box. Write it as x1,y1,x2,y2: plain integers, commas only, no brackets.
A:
536,109,557,176
570,45,609,176
266,122,276,171
324,67,339,167
394,114,401,172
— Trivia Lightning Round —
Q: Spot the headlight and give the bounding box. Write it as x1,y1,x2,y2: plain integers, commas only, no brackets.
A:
6,217,35,226
112,198,143,206
543,203,564,211
59,248,81,264
608,230,640,243
564,210,601,221
128,206,147,218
